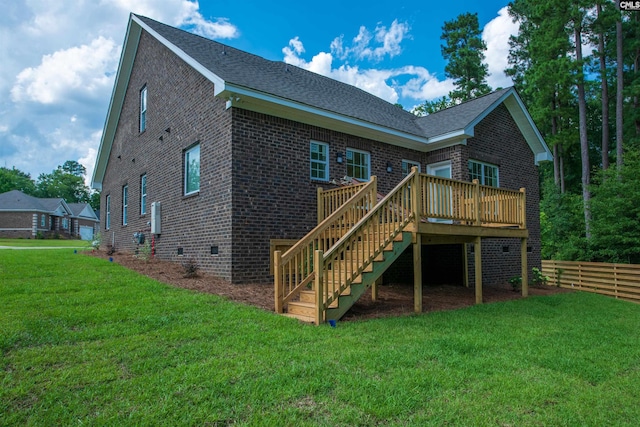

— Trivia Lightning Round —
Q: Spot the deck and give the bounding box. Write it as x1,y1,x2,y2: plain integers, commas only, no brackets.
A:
274,168,529,324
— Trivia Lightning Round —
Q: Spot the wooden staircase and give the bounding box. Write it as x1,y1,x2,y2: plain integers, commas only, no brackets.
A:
275,171,418,324
285,231,412,322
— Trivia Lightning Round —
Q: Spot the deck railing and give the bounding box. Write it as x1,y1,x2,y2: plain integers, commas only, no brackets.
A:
313,169,418,323
274,177,377,313
419,175,526,227
317,181,369,223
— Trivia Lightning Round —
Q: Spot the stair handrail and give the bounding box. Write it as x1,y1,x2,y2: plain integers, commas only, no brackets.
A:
314,168,419,322
274,177,378,313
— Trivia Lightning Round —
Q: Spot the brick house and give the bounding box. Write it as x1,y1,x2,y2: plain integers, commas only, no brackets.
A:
0,190,99,240
92,14,552,294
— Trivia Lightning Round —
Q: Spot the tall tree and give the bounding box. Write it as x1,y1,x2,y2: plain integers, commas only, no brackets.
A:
594,1,610,170
616,0,624,167
36,163,91,203
0,167,36,195
573,7,592,238
440,12,492,103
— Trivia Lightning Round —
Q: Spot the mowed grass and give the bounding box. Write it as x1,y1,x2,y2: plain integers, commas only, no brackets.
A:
1,250,640,426
0,238,90,248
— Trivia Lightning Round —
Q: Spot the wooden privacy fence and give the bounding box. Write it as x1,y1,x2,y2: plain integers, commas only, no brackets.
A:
542,260,640,303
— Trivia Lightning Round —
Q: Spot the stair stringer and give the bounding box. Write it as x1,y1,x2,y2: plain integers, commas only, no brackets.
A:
325,231,413,321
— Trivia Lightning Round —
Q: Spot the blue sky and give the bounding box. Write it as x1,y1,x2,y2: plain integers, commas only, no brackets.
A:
0,0,516,185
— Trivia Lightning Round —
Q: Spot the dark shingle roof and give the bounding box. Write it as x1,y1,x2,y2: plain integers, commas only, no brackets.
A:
0,190,67,213
136,15,425,137
414,88,511,138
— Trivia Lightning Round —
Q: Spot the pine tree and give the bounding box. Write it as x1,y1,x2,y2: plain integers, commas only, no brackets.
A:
440,12,492,103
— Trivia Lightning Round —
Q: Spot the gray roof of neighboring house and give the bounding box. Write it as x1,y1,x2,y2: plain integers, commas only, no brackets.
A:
136,15,425,137
0,190,70,214
68,203,99,220
414,88,512,138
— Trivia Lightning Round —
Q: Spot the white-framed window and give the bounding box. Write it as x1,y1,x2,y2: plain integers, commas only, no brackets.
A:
62,218,69,230
105,195,111,230
346,148,370,181
122,185,128,225
140,86,147,132
140,174,147,215
469,160,499,187
40,214,45,227
402,159,421,176
184,144,200,195
310,141,329,181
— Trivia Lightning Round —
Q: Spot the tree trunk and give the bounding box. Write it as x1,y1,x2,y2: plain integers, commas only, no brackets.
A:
552,96,561,188
635,13,640,136
616,2,624,168
598,3,610,170
575,25,591,239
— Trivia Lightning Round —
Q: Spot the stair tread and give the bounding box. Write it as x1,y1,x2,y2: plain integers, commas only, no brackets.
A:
283,313,316,323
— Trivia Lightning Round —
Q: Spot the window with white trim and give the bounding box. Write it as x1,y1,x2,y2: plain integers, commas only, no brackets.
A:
41,214,45,227
402,159,421,176
122,185,128,226
105,195,111,230
346,148,370,181
310,141,329,181
184,144,200,195
140,174,147,215
469,160,499,187
140,86,147,132
62,218,69,230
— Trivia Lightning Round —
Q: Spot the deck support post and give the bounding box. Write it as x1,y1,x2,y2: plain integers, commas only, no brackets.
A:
462,243,469,288
274,250,283,313
314,250,324,325
413,233,423,313
521,238,528,297
372,277,381,301
474,236,482,304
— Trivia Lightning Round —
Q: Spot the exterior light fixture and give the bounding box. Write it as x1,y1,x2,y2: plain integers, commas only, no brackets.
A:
336,152,344,164
387,162,393,173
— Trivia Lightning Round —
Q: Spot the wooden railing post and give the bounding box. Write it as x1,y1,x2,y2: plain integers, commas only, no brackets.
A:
317,187,324,224
519,187,526,229
274,250,283,313
411,166,420,221
473,179,481,225
371,175,378,207
314,250,324,325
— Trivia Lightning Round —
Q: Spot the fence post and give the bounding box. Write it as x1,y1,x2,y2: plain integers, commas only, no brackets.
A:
274,250,283,313
314,250,324,326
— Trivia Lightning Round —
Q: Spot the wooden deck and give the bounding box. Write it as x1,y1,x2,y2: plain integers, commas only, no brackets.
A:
274,168,529,324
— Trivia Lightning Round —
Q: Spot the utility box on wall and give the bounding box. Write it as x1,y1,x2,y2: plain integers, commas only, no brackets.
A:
151,202,161,234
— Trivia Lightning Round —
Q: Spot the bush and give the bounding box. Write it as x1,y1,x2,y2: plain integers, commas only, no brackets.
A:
181,258,199,278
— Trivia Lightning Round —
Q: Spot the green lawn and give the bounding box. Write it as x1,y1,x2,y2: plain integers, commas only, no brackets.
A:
1,250,639,426
0,238,91,248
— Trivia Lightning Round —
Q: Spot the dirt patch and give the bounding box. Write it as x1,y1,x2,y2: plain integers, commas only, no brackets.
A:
88,250,572,321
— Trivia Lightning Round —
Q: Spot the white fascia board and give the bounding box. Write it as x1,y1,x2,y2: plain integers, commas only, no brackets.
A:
221,85,430,148
132,15,226,95
426,129,470,144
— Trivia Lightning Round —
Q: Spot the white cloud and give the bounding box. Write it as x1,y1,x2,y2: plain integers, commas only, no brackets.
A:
11,36,120,104
330,20,410,63
482,6,518,89
283,19,453,107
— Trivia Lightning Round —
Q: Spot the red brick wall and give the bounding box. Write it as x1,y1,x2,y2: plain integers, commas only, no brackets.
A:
100,31,234,280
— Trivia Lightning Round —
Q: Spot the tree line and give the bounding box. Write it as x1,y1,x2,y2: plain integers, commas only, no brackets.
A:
0,161,100,211
414,1,640,264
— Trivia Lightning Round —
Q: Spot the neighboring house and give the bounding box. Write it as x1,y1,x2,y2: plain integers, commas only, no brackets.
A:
92,14,552,293
0,190,99,240
67,203,100,240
